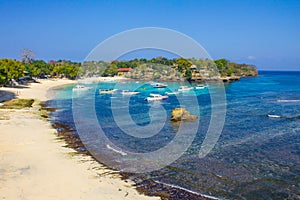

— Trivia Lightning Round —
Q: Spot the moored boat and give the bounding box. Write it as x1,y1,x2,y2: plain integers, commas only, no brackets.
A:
152,82,168,88
72,85,92,91
194,84,207,90
121,90,140,95
145,93,168,102
99,89,117,94
178,86,193,92
165,91,179,95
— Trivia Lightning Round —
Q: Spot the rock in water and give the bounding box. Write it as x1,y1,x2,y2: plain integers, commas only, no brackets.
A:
170,108,198,122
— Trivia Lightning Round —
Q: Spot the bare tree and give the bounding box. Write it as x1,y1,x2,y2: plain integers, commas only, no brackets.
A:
20,48,36,64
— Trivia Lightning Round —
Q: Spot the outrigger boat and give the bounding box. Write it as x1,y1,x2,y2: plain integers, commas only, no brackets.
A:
178,86,193,92
121,90,140,95
194,84,207,90
72,85,92,91
153,83,167,88
165,91,179,95
149,82,167,88
145,93,168,102
99,89,118,94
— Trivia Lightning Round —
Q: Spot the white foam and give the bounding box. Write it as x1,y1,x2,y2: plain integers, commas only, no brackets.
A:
267,114,281,118
106,144,127,156
277,99,300,103
154,180,220,200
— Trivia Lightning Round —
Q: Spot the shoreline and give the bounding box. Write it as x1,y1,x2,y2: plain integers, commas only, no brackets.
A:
48,121,213,200
45,79,215,200
0,79,159,200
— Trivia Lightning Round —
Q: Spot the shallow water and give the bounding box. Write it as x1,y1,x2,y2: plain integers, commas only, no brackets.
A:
49,71,300,199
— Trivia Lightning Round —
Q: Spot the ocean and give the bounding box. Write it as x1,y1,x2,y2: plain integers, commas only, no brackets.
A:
48,71,300,199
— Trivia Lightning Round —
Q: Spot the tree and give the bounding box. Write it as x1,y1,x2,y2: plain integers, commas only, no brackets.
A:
175,58,192,73
214,58,229,77
30,60,53,77
0,60,7,85
185,69,192,80
214,58,228,70
0,59,25,86
103,62,118,76
20,48,35,64
64,63,79,79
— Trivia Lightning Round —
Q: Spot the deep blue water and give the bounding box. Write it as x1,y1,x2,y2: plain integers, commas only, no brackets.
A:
48,71,300,199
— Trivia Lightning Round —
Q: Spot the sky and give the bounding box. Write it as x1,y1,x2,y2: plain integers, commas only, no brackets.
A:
0,0,300,70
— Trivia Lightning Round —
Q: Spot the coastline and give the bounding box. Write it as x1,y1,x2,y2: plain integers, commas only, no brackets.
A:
0,79,159,200
45,79,215,200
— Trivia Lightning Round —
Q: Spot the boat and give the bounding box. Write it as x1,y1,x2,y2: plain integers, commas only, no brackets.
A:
151,82,167,88
178,86,193,92
72,85,91,91
121,90,140,95
145,93,168,102
99,89,117,94
194,84,207,90
165,91,179,95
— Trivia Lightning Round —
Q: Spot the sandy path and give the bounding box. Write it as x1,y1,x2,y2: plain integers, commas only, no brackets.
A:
0,79,158,200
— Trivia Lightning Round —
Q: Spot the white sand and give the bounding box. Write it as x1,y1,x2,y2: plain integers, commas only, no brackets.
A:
0,79,158,200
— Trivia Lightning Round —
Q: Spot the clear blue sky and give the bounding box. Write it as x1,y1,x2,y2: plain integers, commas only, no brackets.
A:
1,0,300,70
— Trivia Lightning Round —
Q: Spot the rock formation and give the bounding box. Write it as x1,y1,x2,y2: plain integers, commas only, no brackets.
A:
170,108,198,122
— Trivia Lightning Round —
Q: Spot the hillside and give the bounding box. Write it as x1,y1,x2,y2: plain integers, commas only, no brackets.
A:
123,57,258,82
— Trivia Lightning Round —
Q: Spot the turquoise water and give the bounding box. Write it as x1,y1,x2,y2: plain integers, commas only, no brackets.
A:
49,71,300,199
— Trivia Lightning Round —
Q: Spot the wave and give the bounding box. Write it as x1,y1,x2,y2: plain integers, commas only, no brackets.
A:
267,114,281,118
267,114,300,119
154,180,220,200
246,113,300,119
106,144,127,156
276,99,300,103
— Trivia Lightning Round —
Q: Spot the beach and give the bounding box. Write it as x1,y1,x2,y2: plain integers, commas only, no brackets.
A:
0,79,158,200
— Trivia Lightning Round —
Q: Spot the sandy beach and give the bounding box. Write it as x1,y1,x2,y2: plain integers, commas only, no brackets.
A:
0,79,158,200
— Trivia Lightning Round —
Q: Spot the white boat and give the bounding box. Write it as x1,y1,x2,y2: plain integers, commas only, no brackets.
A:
194,84,207,90
121,90,140,95
145,93,168,102
99,89,117,94
165,91,179,95
151,82,168,88
178,86,193,92
72,85,91,91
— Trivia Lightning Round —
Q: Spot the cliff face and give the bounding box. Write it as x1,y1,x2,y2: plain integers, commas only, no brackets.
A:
241,68,258,77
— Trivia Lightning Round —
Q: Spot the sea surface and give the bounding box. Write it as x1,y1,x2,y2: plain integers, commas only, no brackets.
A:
48,71,300,199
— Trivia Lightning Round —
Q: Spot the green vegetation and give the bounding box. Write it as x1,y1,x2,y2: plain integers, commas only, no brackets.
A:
0,99,34,109
125,62,184,81
51,60,80,79
0,58,81,86
0,52,257,86
0,59,25,85
25,59,80,79
122,57,257,80
213,58,258,77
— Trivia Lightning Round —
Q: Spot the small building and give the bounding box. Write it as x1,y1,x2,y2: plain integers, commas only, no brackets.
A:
117,68,133,76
